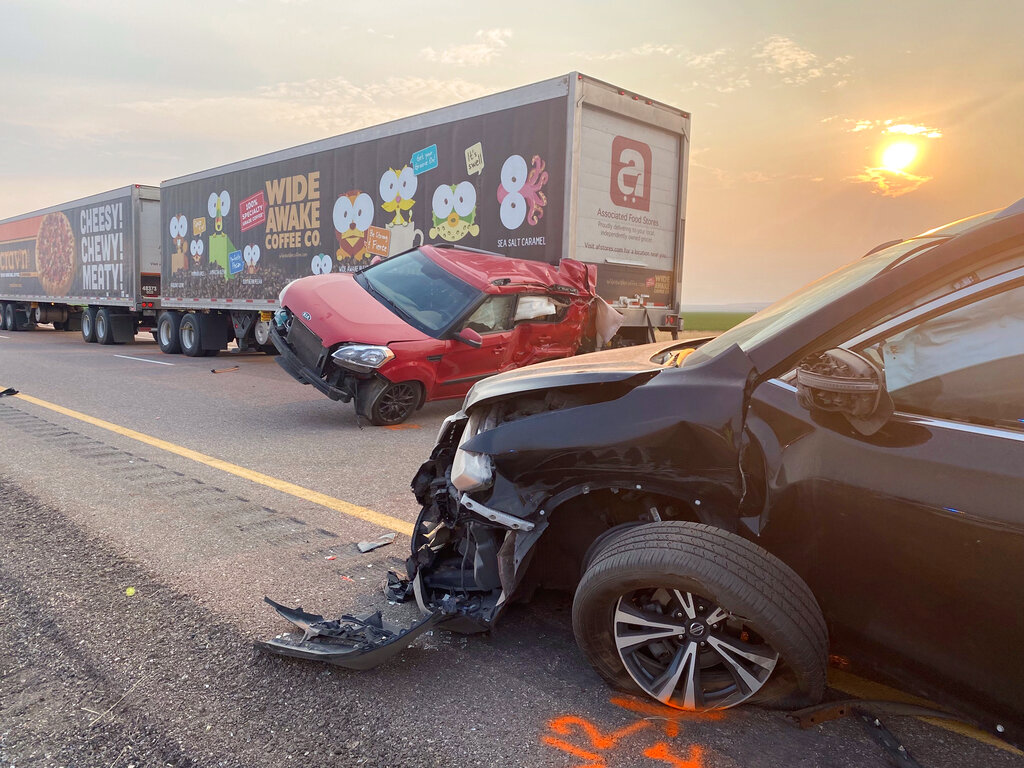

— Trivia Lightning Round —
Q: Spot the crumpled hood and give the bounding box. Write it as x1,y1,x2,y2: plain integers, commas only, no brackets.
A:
463,339,688,410
281,273,429,345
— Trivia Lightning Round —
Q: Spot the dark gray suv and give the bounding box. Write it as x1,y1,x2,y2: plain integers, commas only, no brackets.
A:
263,200,1024,748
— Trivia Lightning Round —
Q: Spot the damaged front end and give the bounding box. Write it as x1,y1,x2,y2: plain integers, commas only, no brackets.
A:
404,409,542,634
258,404,556,667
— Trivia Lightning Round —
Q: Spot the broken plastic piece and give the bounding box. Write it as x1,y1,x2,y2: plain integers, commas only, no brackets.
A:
384,571,414,603
357,533,396,553
257,596,456,669
0,388,18,397
210,366,240,374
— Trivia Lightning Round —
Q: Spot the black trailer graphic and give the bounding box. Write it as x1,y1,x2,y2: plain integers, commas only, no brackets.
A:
161,98,568,304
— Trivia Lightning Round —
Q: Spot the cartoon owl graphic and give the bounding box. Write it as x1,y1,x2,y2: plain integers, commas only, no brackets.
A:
168,214,188,271
429,182,479,242
333,191,375,268
379,165,417,226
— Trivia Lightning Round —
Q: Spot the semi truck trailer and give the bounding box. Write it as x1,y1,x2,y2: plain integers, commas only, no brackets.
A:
0,185,161,343
0,74,689,354
155,72,690,355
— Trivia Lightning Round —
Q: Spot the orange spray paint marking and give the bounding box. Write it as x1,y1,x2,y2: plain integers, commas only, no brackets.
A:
547,716,649,750
540,737,606,768
383,423,421,431
643,742,706,768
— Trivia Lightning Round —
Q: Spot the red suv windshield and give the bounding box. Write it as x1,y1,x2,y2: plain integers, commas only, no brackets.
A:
355,249,483,337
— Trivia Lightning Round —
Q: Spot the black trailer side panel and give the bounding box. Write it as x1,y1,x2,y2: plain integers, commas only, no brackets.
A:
0,188,139,307
161,98,568,306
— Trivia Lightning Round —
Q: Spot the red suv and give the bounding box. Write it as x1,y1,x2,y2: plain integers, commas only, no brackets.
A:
270,245,603,425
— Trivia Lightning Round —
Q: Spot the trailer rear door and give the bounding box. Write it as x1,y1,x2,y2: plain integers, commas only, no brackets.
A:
573,104,683,308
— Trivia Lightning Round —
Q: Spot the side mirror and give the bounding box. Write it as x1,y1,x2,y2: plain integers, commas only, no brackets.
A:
454,327,483,348
795,348,894,435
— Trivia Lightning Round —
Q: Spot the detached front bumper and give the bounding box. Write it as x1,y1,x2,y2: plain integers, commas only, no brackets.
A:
270,322,354,402
257,596,459,669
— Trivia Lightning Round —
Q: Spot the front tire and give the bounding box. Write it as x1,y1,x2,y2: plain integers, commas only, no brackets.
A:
81,307,97,343
367,380,423,426
572,521,827,713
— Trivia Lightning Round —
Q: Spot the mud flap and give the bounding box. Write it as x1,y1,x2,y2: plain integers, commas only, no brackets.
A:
256,597,456,670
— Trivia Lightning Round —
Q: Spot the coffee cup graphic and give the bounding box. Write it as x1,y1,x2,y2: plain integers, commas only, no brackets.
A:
386,222,424,256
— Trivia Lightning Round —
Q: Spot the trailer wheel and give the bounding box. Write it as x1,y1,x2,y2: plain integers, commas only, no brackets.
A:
81,307,97,343
179,313,204,357
254,320,279,355
1,303,14,332
95,308,116,345
157,312,182,354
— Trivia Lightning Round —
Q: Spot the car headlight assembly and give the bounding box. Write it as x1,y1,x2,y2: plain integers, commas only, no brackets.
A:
331,344,395,372
451,407,498,492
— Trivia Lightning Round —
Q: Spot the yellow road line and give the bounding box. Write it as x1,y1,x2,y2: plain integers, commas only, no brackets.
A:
8,390,414,537
829,669,1021,755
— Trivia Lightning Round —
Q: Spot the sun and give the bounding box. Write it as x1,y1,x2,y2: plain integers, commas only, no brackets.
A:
881,142,918,172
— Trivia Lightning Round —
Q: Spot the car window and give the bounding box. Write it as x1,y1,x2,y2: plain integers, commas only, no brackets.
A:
463,295,516,334
513,294,570,325
854,281,1024,432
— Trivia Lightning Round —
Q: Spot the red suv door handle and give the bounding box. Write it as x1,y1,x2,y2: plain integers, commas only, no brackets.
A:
493,344,507,355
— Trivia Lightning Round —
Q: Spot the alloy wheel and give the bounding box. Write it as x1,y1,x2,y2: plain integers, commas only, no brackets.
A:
376,382,419,423
614,587,779,710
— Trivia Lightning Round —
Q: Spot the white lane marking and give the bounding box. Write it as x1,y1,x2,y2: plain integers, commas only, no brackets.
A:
113,354,175,366
0,335,9,339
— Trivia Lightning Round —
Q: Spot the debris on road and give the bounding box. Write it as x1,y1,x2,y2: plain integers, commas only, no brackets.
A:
384,571,413,603
325,555,337,561
210,366,240,374
0,387,18,397
357,533,395,553
125,586,136,597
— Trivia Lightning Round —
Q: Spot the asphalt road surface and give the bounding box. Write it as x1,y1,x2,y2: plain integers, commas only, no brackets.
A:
1,327,1021,768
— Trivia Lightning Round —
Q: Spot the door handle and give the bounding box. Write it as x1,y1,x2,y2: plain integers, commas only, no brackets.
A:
493,344,507,355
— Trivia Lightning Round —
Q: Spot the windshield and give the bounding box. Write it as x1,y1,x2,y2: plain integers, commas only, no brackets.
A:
355,249,482,336
683,234,963,368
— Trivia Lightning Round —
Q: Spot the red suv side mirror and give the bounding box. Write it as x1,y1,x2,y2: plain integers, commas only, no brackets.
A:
454,327,483,348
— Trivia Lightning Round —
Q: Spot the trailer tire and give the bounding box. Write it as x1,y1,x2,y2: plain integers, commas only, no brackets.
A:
179,313,204,357
94,308,116,345
254,321,279,355
157,312,182,354
81,307,97,343
1,303,14,332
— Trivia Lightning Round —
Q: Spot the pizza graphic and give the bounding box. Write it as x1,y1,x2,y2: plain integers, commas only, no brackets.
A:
36,211,75,296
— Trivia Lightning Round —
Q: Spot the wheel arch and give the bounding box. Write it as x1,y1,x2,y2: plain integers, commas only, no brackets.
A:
507,480,742,600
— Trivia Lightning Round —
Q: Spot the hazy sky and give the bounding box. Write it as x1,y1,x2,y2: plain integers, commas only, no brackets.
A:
2,0,1022,304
